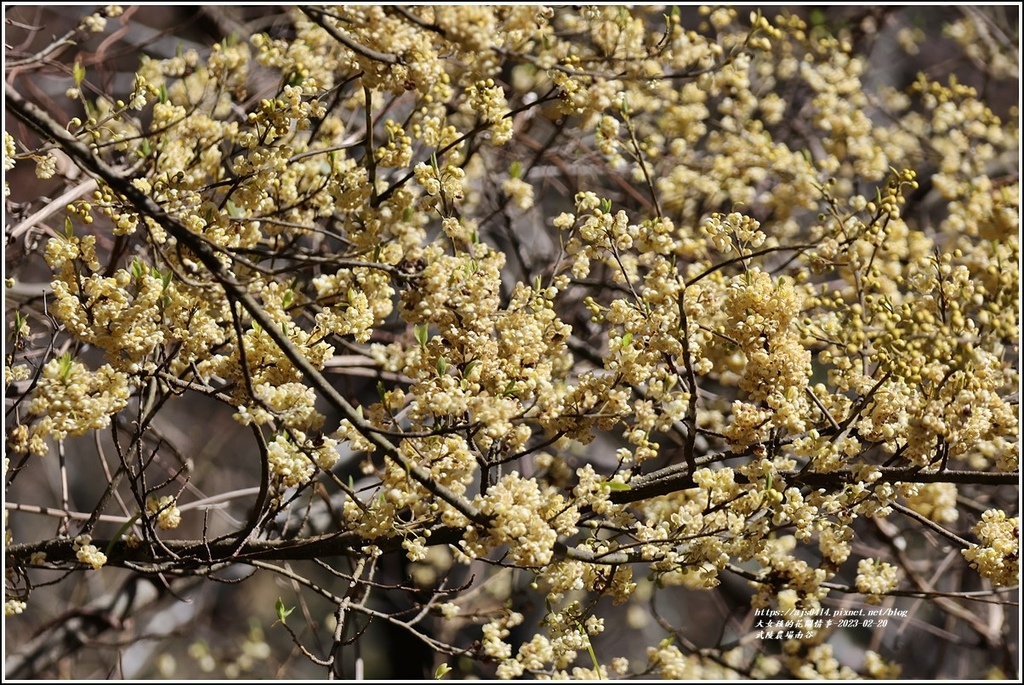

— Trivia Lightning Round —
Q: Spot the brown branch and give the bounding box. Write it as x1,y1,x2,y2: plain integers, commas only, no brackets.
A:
791,467,1019,488
608,455,1019,504
5,526,467,570
676,289,700,476
299,6,400,65
685,242,818,287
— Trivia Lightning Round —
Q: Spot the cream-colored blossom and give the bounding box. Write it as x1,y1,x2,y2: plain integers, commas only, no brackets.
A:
5,599,27,616
855,558,900,602
962,509,1019,587
73,534,108,570
147,495,182,530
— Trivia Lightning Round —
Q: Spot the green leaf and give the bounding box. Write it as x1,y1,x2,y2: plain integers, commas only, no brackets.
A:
414,323,428,348
434,664,452,679
73,59,86,87
57,351,74,380
579,620,600,670
105,511,141,557
603,480,631,491
509,160,523,179
11,311,25,340
436,355,447,377
275,596,295,624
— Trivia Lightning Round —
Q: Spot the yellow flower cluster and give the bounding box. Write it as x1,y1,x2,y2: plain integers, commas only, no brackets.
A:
5,599,27,617
962,509,1019,587
900,482,959,524
265,432,338,490
481,610,524,660
864,651,903,679
646,640,741,679
702,211,767,255
73,534,107,570
464,79,513,145
855,558,900,603
4,5,1017,678
23,356,129,455
463,472,577,567
500,604,607,678
146,495,182,530
235,382,324,433
3,130,16,170
783,641,857,679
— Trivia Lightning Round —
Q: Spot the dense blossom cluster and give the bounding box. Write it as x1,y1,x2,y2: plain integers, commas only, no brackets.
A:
15,355,130,455
962,509,1020,587
4,4,1017,680
146,496,182,531
855,558,901,603
72,534,107,570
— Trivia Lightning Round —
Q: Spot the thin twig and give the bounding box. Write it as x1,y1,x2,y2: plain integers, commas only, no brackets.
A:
300,6,400,65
